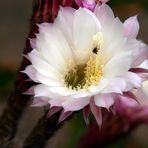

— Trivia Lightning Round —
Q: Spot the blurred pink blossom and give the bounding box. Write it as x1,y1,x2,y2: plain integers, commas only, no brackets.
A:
75,0,110,11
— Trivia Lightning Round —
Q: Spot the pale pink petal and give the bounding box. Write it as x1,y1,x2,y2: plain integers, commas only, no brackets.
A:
23,65,38,82
58,111,73,123
114,94,139,113
76,1,111,12
47,107,62,118
130,68,148,81
94,93,114,109
83,105,90,125
23,54,30,61
90,98,102,127
29,38,36,49
31,97,49,107
94,4,114,24
122,39,147,67
138,73,148,81
34,84,55,98
49,97,66,107
37,23,52,33
132,43,148,67
82,0,96,11
34,86,71,105
124,16,139,38
124,72,142,91
117,94,139,107
62,97,91,111
22,86,35,95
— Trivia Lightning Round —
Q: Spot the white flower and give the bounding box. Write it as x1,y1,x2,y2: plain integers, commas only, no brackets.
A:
23,4,148,125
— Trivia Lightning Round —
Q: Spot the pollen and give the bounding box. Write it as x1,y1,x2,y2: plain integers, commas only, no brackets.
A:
64,54,103,91
84,55,103,88
93,32,103,50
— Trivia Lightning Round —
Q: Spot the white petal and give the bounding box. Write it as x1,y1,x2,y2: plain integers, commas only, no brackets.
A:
88,78,108,94
24,65,61,86
28,49,61,79
124,16,139,38
68,90,92,98
102,78,126,94
140,60,148,69
37,25,74,72
49,97,66,107
104,52,132,78
55,6,75,45
73,7,101,64
62,96,91,111
94,93,114,108
23,65,38,82
35,72,62,87
48,86,75,96
102,38,127,62
34,85,68,107
38,23,52,33
34,84,53,98
34,85,69,101
102,18,124,46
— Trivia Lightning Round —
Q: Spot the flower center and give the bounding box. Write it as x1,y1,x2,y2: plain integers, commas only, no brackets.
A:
64,54,103,90
64,32,104,91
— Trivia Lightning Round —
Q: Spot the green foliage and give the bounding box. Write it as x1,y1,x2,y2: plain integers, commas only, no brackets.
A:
66,112,86,148
0,67,15,99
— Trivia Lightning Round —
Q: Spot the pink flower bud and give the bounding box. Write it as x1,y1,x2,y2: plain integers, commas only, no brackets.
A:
75,0,110,11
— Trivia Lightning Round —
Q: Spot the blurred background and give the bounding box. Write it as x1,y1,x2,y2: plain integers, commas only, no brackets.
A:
0,0,148,147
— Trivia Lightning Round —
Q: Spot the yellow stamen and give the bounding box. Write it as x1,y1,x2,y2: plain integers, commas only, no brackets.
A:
64,54,103,90
84,54,103,88
93,32,103,51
